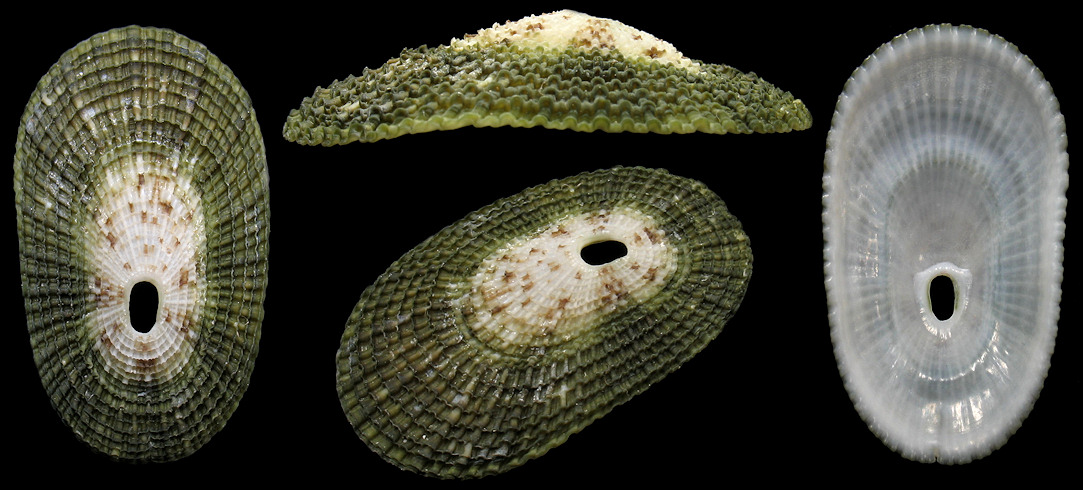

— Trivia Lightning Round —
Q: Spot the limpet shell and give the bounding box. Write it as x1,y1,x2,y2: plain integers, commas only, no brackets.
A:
336,166,752,478
823,25,1067,463
283,9,811,145
14,26,269,461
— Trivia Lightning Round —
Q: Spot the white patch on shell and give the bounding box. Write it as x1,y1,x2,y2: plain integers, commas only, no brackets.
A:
86,154,205,384
468,208,677,353
451,9,701,73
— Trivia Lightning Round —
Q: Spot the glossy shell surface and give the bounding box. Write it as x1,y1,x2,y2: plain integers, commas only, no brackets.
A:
14,26,269,461
283,9,810,145
337,166,752,478
823,25,1067,463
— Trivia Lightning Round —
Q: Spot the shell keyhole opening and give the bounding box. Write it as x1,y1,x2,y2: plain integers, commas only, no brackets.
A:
929,274,956,321
580,240,628,265
130,281,159,333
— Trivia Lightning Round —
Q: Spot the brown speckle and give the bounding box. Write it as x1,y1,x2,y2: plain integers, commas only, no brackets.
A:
646,46,666,58
179,270,189,287
643,227,660,244
135,357,158,369
558,297,570,310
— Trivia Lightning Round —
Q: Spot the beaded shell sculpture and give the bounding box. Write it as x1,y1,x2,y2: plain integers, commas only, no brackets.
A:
823,25,1067,463
14,26,269,461
337,167,752,478
284,10,811,145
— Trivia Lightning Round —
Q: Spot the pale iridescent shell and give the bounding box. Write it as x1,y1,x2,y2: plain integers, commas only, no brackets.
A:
283,9,810,145
14,26,269,461
336,166,752,478
823,25,1067,463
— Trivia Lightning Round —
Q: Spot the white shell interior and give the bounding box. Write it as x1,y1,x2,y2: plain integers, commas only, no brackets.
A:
824,25,1067,463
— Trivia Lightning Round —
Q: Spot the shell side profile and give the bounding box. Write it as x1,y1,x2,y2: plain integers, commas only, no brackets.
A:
336,166,752,478
823,25,1067,463
283,9,811,145
14,26,269,462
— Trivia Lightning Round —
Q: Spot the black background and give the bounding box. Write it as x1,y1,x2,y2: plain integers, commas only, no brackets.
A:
5,3,1076,485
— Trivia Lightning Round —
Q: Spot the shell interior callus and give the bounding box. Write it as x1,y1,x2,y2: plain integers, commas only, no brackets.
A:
14,26,269,462
283,9,811,145
337,166,752,478
823,25,1067,463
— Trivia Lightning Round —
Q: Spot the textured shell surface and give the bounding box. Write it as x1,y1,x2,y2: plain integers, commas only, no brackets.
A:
336,166,752,478
13,25,269,462
823,25,1067,463
283,9,811,145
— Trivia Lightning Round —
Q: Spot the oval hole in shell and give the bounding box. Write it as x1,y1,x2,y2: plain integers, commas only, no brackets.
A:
929,275,955,321
128,281,160,333
580,240,628,265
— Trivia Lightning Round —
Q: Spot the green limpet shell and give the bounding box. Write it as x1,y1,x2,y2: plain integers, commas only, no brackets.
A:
284,10,811,145
336,166,752,478
14,26,269,461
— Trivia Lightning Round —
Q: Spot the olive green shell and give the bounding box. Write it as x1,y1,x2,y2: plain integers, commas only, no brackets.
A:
14,26,269,461
336,167,752,478
284,43,811,145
